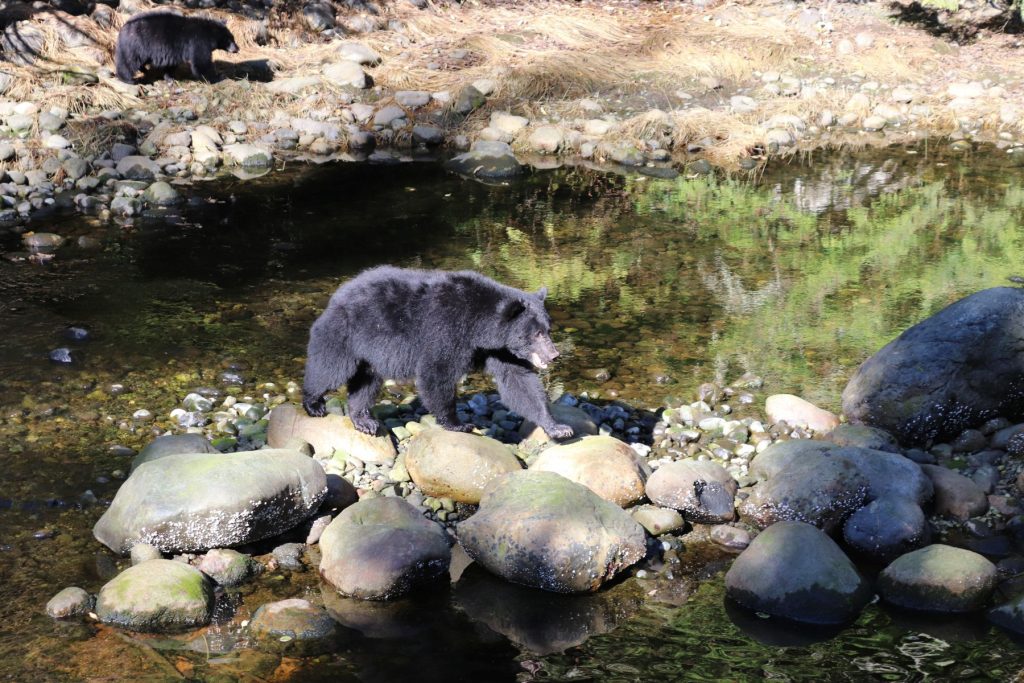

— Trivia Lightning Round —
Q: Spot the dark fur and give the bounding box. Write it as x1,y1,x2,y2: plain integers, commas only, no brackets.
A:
303,267,574,440
115,12,239,83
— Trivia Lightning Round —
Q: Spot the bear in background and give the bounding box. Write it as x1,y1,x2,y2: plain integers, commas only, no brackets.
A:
303,267,574,440
115,12,239,83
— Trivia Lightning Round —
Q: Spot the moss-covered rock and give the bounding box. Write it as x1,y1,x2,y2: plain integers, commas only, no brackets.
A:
877,544,996,612
95,560,213,632
248,598,339,655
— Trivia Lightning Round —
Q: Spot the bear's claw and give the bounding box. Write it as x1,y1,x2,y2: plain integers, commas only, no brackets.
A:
303,398,327,417
352,415,380,435
546,423,574,440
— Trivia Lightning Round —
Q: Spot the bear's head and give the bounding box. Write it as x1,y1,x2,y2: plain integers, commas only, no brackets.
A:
501,287,560,370
217,24,240,53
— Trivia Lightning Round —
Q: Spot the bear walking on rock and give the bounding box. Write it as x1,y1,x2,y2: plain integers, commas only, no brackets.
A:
115,12,239,83
303,267,574,440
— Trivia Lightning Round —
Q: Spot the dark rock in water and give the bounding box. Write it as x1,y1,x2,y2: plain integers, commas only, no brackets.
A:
921,465,989,520
843,496,928,563
725,521,872,624
248,598,339,655
458,470,646,593
453,563,644,655
989,594,1024,636
645,459,737,523
877,544,996,613
319,497,450,600
64,325,90,342
272,542,306,570
94,449,327,554
453,84,485,115
842,287,1024,446
444,141,523,181
95,559,213,632
131,433,219,472
48,347,76,364
46,587,94,619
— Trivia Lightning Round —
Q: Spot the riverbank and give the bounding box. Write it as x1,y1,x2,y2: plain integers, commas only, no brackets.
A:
2,0,1024,225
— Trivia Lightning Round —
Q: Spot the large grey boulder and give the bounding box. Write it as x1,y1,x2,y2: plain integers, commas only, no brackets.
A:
319,497,450,600
530,436,647,507
94,450,327,554
877,544,997,612
725,521,872,624
95,560,213,631
458,471,646,593
842,287,1024,445
405,428,521,503
131,433,218,472
645,459,737,523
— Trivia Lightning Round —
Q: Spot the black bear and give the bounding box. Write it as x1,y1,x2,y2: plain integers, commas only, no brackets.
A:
115,12,239,84
303,267,574,440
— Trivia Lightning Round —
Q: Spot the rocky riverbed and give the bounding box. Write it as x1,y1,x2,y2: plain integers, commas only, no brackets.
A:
4,0,1024,236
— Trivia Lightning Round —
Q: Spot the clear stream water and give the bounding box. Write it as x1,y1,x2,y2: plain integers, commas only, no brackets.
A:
3,146,1024,681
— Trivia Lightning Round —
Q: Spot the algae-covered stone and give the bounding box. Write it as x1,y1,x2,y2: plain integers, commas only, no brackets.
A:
268,403,396,464
95,559,213,631
405,428,521,503
319,497,450,600
877,544,996,612
530,436,647,507
248,598,339,655
143,181,180,206
630,505,684,535
94,449,327,554
131,433,218,472
725,521,872,624
223,143,273,168
458,471,645,593
46,587,94,619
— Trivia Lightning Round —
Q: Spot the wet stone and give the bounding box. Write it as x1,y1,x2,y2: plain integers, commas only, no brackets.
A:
95,559,213,632
46,587,94,619
248,598,339,655
878,544,997,613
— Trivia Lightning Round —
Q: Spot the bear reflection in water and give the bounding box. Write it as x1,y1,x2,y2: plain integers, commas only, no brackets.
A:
303,267,574,440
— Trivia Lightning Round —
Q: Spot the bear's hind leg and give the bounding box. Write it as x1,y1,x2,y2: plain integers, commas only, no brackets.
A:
485,355,573,440
346,365,383,435
417,360,473,433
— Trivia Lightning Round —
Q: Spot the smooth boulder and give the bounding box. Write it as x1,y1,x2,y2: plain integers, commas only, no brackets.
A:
843,497,928,562
405,428,521,504
877,544,997,612
458,471,646,593
519,403,598,443
94,449,327,554
645,459,737,523
131,433,218,472
725,521,872,624
842,287,1024,445
319,497,450,600
765,394,840,433
268,403,396,464
921,465,989,520
530,436,647,507
95,560,213,631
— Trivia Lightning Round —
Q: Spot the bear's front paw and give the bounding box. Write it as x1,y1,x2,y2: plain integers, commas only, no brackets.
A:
351,415,381,435
303,397,327,417
438,419,474,433
546,423,574,440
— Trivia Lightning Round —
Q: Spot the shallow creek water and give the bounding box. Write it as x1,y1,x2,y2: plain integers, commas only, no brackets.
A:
3,147,1024,680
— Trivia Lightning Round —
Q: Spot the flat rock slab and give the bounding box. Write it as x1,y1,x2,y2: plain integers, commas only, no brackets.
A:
725,521,872,624
95,559,213,632
405,428,521,504
319,497,450,600
878,544,996,612
842,287,1024,445
268,403,396,464
458,470,645,593
94,449,327,554
530,436,647,507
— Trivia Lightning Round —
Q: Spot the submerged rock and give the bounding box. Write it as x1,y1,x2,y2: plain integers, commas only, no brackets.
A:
248,598,339,655
444,141,523,181
458,471,645,593
725,521,872,624
95,560,213,631
530,436,647,507
405,428,521,504
842,287,1024,445
319,497,450,600
877,545,997,612
197,548,261,587
94,449,327,554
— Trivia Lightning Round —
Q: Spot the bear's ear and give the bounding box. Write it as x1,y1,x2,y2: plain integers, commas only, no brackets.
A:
535,287,548,301
501,299,526,321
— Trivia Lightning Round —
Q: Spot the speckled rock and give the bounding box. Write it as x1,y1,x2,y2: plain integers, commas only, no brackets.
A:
725,521,872,624
530,436,647,507
878,545,997,612
405,428,521,503
458,471,646,593
319,497,450,600
94,449,327,554
645,459,737,523
95,560,213,631
267,402,396,464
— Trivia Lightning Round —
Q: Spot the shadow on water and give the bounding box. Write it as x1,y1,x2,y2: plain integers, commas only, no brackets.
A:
5,146,1024,679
